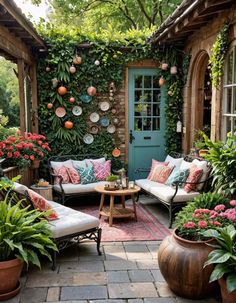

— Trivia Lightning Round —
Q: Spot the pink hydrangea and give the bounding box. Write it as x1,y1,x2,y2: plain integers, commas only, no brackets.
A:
214,204,226,212
230,200,236,207
183,221,196,229
198,220,208,229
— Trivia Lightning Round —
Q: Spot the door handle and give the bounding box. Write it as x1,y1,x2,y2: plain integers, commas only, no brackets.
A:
129,130,135,144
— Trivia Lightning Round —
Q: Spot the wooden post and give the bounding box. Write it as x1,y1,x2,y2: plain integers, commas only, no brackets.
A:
17,59,26,133
30,63,39,133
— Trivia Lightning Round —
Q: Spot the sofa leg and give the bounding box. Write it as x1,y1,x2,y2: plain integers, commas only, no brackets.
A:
52,250,57,270
169,206,173,229
97,228,102,255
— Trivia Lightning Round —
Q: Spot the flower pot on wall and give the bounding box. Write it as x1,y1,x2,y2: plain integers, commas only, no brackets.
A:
218,278,236,303
30,159,40,170
158,229,217,299
170,66,177,75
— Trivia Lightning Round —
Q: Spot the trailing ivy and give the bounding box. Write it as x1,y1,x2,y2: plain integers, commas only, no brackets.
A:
209,24,229,88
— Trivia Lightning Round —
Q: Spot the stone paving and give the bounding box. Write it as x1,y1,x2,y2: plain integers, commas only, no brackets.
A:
7,199,222,303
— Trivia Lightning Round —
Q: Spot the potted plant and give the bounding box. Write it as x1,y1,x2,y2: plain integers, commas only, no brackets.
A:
0,130,51,170
106,174,119,189
158,192,233,299
0,177,57,300
203,221,236,303
201,131,236,197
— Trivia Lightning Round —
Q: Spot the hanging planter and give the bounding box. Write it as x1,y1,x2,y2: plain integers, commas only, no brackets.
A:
73,55,82,65
161,63,168,70
159,76,165,86
57,86,68,95
69,66,76,74
87,86,97,96
64,121,74,129
170,66,178,75
47,103,53,109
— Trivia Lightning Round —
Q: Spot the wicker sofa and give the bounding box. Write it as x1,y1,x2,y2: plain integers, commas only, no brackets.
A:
48,154,110,204
135,152,212,227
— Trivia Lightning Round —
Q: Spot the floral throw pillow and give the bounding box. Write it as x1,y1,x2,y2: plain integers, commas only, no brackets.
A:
147,159,169,180
66,167,80,184
184,164,203,193
166,168,190,186
53,166,70,184
27,189,58,221
77,166,97,184
93,160,111,181
148,164,174,183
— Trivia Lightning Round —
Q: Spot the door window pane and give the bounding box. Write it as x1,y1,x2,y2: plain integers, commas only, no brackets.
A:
152,118,160,130
227,51,233,84
226,88,232,113
144,76,152,88
135,75,142,88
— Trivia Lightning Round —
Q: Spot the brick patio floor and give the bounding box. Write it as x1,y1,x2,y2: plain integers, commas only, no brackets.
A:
7,197,222,303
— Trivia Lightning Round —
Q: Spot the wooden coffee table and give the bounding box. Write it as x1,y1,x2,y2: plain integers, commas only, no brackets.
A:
95,185,140,227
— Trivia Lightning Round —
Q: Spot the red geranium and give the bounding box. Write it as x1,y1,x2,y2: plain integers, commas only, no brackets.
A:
0,131,51,169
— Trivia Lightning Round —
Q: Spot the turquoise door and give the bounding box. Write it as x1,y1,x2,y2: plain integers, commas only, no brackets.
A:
128,68,166,180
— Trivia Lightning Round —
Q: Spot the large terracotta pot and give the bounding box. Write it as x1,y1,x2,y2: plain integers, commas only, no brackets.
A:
0,258,23,300
158,229,217,299
218,278,236,303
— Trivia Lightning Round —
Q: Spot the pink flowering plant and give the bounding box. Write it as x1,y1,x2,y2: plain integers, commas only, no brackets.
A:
174,193,236,241
0,131,51,169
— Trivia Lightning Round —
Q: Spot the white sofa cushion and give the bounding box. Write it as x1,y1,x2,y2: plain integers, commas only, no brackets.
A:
86,157,106,167
135,179,199,203
72,160,87,169
165,155,184,170
50,160,73,170
46,201,100,238
53,181,107,194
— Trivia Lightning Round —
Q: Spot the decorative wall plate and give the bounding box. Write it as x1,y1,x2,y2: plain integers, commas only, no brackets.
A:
107,124,116,134
99,101,110,111
79,95,92,103
83,133,94,144
72,106,82,116
112,148,121,157
100,116,110,127
90,125,99,134
111,107,117,114
89,112,100,123
55,107,66,118
112,117,120,125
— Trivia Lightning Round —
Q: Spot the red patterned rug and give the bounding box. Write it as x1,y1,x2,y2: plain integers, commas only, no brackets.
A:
75,202,171,242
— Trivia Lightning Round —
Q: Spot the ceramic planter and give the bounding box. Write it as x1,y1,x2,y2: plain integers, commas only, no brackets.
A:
0,258,23,300
158,229,217,299
170,66,178,74
218,278,236,303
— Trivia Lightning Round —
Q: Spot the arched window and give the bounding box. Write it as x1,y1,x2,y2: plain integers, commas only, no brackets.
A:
222,41,236,140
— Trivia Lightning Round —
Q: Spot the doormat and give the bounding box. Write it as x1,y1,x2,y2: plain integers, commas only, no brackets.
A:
75,202,171,242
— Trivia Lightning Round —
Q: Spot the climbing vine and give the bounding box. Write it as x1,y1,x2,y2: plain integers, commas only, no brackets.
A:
209,24,229,88
37,27,188,164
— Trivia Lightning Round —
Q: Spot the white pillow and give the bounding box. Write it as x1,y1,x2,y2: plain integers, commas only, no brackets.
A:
72,160,87,169
50,160,73,170
165,155,183,170
13,182,29,195
86,157,106,167
179,160,192,170
192,159,211,191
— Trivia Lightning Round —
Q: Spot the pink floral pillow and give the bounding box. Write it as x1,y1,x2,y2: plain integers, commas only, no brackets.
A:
93,160,111,180
66,167,80,184
53,166,70,184
184,164,203,193
147,159,169,180
148,164,174,183
27,189,58,221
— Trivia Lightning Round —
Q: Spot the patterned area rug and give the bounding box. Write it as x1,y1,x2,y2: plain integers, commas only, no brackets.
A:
75,201,171,242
